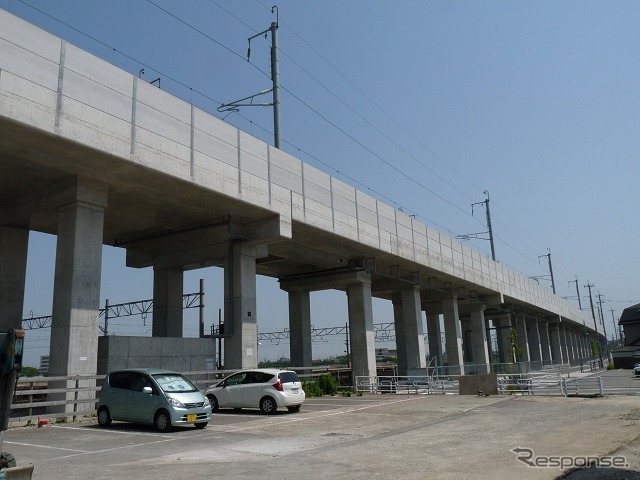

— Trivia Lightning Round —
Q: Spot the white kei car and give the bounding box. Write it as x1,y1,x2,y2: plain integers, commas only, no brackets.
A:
205,369,305,414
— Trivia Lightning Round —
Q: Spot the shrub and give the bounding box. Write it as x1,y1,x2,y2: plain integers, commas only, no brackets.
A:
303,381,323,398
317,374,338,395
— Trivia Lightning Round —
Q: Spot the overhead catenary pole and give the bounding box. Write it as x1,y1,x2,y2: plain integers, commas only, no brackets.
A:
104,299,109,336
596,293,608,357
569,277,582,310
610,309,620,346
456,190,496,261
222,7,280,148
270,13,280,149
538,249,556,294
585,282,603,368
484,191,496,261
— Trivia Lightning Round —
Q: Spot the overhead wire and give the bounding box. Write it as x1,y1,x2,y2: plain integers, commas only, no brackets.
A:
18,0,555,279
249,1,565,275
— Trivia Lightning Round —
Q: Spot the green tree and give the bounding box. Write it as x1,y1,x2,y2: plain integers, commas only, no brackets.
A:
509,328,524,363
20,366,41,377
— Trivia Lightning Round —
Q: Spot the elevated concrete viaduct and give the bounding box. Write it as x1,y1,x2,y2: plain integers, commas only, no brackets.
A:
0,10,597,394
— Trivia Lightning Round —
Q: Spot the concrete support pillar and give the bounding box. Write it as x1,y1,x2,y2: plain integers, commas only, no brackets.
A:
540,322,552,364
515,314,531,362
392,295,407,373
460,317,472,363
288,290,312,368
574,332,583,361
442,296,464,375
347,278,376,379
393,287,426,376
581,333,589,360
0,226,29,330
562,325,576,365
152,266,184,337
572,330,580,364
469,305,490,374
486,320,495,364
495,317,513,364
49,179,107,413
224,241,258,370
425,310,442,366
549,321,564,364
525,319,543,364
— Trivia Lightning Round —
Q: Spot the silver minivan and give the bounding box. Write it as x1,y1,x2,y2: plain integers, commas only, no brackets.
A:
97,368,212,432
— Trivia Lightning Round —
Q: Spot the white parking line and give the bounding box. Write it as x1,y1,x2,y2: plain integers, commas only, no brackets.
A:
221,395,428,433
48,424,173,438
4,441,89,453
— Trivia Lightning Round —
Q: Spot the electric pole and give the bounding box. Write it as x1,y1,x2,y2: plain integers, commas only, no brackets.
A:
538,249,556,294
219,6,281,148
484,191,496,261
585,282,603,368
456,190,496,261
610,309,619,346
270,10,280,149
569,277,582,309
596,293,608,358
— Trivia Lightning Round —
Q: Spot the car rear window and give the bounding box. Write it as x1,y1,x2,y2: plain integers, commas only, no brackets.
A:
278,372,299,384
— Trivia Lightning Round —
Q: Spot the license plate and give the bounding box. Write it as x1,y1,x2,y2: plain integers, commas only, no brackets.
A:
292,388,299,394
187,414,197,422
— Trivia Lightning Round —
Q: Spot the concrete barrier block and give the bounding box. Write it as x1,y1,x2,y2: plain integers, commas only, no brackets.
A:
459,373,498,395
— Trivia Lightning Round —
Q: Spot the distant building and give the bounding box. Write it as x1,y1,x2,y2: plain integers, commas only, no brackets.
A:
39,355,49,375
376,348,397,361
613,304,640,368
619,303,640,343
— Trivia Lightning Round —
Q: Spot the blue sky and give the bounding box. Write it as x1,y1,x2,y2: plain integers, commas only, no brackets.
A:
2,0,638,366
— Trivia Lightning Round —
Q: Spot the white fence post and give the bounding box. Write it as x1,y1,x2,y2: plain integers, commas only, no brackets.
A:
598,376,604,396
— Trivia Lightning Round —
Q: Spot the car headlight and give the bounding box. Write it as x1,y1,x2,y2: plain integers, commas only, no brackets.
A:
167,397,185,408
204,396,210,407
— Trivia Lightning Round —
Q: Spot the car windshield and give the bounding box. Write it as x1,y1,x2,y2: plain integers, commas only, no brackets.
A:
152,373,197,392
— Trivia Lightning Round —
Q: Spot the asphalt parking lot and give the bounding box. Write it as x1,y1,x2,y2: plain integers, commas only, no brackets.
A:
5,370,640,479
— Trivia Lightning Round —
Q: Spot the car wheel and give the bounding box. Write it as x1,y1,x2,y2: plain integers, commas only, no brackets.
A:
194,422,207,429
154,410,172,433
260,396,277,415
287,405,301,413
97,406,112,427
207,394,219,412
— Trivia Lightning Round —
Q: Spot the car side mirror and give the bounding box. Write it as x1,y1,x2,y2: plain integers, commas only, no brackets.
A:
142,386,153,394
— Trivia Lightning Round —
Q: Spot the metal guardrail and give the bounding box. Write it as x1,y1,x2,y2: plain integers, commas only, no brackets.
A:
356,373,617,398
355,375,459,395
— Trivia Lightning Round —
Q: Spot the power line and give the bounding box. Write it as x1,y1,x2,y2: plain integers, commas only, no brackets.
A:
17,0,578,284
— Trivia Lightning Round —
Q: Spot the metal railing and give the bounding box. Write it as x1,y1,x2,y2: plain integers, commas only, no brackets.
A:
355,375,459,395
356,372,616,397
